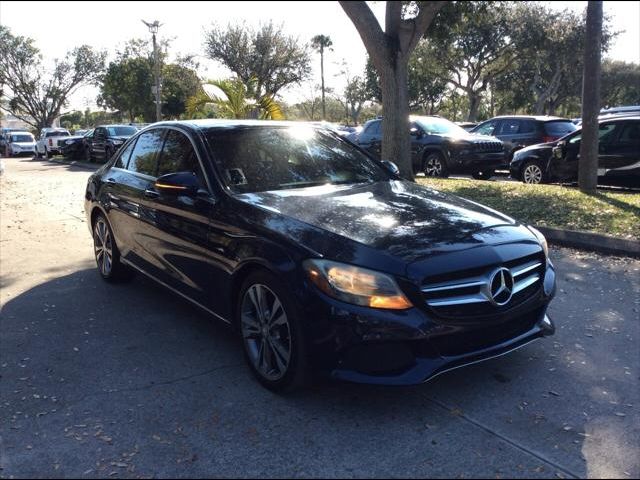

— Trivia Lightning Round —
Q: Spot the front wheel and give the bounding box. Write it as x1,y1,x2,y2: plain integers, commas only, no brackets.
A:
423,152,449,178
238,271,308,392
471,170,494,180
521,161,546,185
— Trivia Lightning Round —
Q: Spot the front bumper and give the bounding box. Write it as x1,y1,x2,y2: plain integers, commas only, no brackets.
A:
454,151,508,171
300,260,556,386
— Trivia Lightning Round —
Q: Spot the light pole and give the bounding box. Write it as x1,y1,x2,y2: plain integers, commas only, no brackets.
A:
142,20,162,122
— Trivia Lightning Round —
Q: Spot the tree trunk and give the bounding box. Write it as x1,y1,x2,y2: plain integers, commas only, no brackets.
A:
320,48,326,120
467,93,481,122
578,1,603,194
380,61,412,179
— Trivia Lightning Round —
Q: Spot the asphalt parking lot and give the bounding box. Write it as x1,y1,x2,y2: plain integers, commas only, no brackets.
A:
1,156,638,478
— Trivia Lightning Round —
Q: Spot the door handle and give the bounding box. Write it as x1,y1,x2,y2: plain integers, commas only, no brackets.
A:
143,188,160,199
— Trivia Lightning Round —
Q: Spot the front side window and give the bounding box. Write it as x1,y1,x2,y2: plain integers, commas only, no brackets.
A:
114,139,137,169
205,126,389,194
157,130,206,187
568,124,617,145
617,122,640,143
473,121,497,136
126,129,165,177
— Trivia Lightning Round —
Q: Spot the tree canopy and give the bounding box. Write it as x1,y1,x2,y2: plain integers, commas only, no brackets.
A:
204,21,311,100
0,26,105,130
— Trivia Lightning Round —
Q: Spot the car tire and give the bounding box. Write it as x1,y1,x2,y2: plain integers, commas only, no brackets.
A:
45,147,51,159
85,147,92,163
237,270,309,393
105,147,112,162
521,161,546,185
92,214,134,283
423,152,449,178
471,170,494,180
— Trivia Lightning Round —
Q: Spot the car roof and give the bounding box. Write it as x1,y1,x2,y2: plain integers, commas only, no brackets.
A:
145,119,341,131
96,124,139,128
482,115,572,122
9,131,33,135
600,115,640,122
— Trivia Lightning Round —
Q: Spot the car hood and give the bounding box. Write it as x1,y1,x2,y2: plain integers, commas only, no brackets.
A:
235,180,538,273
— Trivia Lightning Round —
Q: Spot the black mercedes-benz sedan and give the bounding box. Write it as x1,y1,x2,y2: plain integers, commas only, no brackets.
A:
84,120,556,391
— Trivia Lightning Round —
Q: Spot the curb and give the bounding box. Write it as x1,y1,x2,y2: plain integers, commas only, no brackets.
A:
537,226,640,258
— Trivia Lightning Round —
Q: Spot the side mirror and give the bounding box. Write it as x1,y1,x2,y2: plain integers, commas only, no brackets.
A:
155,171,201,195
380,160,400,177
410,127,423,138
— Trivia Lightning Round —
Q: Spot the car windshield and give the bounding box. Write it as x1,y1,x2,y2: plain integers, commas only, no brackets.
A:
11,134,33,142
107,126,137,136
84,129,94,137
413,117,468,136
205,126,390,193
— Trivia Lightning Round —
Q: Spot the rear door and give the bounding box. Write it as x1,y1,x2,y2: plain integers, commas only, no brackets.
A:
138,128,217,305
496,118,535,156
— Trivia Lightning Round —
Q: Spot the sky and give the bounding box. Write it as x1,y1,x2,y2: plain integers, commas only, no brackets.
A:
1,1,639,113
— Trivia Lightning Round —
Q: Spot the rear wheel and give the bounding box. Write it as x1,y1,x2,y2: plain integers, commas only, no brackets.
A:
423,152,449,178
521,161,546,185
92,214,134,282
238,271,308,392
471,170,494,180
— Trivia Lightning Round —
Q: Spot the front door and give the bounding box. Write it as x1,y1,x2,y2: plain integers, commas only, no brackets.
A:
139,128,218,307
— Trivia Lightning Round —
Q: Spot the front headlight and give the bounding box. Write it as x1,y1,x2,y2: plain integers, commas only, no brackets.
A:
303,259,412,310
112,140,123,145
528,226,549,258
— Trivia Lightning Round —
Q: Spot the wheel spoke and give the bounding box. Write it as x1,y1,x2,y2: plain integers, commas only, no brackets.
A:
268,297,283,325
247,287,261,320
269,337,290,369
267,339,286,373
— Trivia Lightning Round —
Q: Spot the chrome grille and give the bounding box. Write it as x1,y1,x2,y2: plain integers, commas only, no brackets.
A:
421,255,544,316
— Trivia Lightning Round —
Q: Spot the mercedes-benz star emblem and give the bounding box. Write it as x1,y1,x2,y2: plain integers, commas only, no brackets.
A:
489,268,514,306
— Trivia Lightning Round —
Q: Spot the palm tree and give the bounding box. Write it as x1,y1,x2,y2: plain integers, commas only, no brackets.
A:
186,77,284,120
311,34,333,120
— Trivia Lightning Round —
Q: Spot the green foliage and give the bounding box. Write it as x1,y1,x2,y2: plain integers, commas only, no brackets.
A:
204,21,311,99
97,38,201,121
426,1,517,121
0,25,105,130
601,60,640,108
186,77,284,120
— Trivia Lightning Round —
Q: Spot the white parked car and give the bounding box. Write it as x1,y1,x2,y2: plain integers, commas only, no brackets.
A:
7,131,37,156
35,128,71,158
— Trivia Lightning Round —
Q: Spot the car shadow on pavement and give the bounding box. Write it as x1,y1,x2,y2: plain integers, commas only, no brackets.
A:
0,268,604,478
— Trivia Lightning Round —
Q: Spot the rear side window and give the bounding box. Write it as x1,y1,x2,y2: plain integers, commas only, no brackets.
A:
520,120,537,134
126,129,165,177
544,121,576,137
498,119,521,135
157,130,206,187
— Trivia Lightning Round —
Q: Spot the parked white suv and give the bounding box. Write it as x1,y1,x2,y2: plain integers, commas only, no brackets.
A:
7,131,36,156
35,128,71,158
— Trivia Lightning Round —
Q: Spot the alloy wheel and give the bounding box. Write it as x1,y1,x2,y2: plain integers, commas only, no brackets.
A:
424,156,443,177
94,218,113,276
241,284,292,381
523,164,543,184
